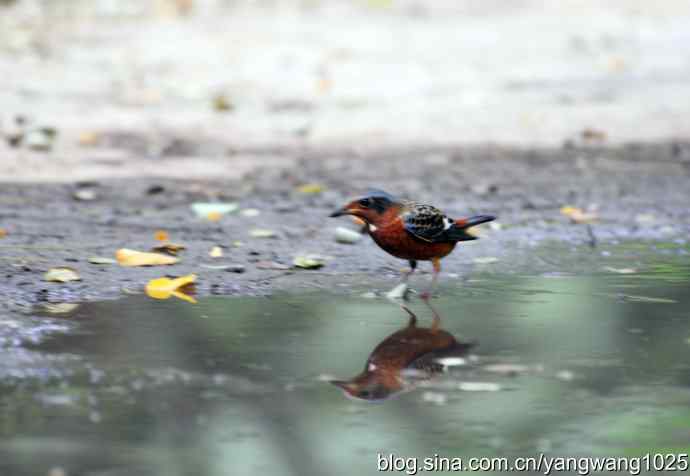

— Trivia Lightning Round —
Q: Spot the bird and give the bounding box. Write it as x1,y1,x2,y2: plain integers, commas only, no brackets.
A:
330,189,495,299
330,306,475,401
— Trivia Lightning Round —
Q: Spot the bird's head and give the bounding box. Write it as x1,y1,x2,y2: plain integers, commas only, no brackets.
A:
329,189,397,224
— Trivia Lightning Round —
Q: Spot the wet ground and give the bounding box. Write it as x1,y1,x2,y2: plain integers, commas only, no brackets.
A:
1,267,689,476
1,2,690,474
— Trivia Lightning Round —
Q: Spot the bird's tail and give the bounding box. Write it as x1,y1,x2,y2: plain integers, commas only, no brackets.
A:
447,214,496,241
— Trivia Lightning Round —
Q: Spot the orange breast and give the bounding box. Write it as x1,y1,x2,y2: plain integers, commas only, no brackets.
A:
369,217,456,261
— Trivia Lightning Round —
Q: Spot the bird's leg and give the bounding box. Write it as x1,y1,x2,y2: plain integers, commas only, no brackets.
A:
402,260,417,283
386,260,415,301
427,300,442,332
420,258,441,301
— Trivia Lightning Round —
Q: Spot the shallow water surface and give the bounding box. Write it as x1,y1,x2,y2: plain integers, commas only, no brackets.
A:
1,271,690,476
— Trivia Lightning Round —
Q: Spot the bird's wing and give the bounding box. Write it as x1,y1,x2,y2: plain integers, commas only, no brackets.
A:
407,341,476,374
401,202,454,243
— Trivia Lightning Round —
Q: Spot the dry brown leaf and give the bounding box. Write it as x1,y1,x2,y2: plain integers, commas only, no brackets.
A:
116,248,179,267
0,228,6,238
145,274,197,303
154,230,170,242
581,128,607,142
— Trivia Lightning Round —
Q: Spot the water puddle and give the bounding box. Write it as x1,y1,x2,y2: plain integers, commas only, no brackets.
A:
1,271,690,475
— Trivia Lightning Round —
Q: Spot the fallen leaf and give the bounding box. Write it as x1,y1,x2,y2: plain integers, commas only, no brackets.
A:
88,256,116,265
116,248,179,267
581,128,607,142
250,229,277,238
473,257,499,264
145,274,197,303
0,228,6,238
44,267,81,283
154,230,169,242
209,246,223,258
213,94,233,112
603,266,637,274
77,131,100,146
293,256,324,269
560,206,599,224
42,303,80,314
206,211,222,221
296,184,324,194
191,202,238,220
241,208,260,217
151,243,186,256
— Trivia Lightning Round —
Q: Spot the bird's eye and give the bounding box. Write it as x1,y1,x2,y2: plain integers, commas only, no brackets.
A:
358,198,372,208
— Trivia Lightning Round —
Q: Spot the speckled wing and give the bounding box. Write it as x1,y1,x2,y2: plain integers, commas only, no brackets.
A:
401,202,453,243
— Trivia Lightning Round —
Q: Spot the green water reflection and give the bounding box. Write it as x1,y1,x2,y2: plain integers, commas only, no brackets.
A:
1,271,689,475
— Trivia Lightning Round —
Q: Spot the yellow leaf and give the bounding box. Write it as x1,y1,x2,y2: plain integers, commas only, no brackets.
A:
154,230,169,242
116,248,179,267
206,211,223,222
145,274,197,303
44,267,81,282
296,183,324,194
560,206,599,224
171,290,197,304
209,246,223,258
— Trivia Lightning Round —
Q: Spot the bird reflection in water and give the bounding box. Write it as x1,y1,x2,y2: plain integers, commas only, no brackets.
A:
330,305,476,401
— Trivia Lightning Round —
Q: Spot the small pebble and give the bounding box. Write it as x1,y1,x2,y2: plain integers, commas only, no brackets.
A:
335,227,362,244
73,189,98,201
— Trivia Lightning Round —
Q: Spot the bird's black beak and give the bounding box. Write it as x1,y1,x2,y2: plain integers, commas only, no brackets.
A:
329,207,348,218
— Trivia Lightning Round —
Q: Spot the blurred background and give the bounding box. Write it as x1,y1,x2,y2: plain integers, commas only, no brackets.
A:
1,0,690,181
